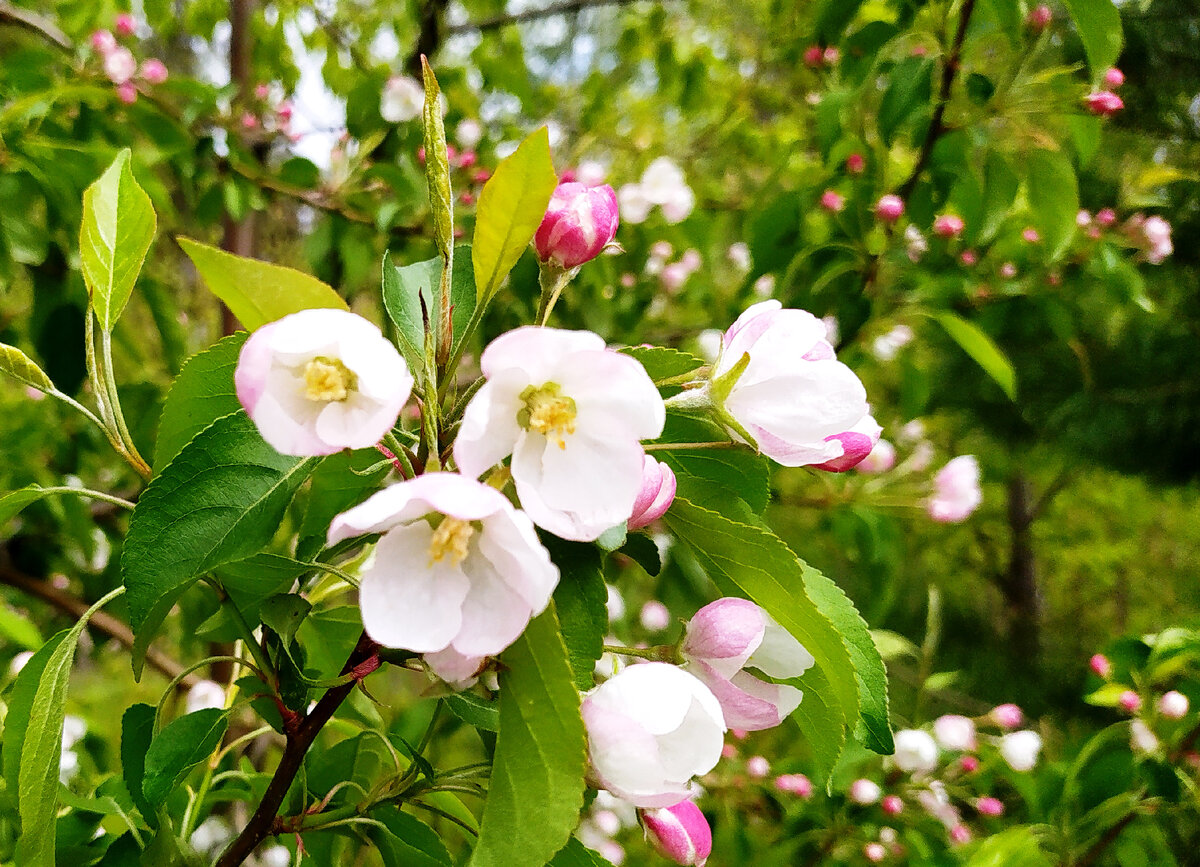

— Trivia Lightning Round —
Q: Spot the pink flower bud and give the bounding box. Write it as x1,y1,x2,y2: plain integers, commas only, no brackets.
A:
90,29,117,54
275,100,294,121
746,756,770,778
991,703,1023,729
814,415,883,472
680,249,702,273
864,842,887,863
254,83,270,100
241,112,259,129
1104,67,1125,88
1118,690,1142,712
999,262,1017,279
949,824,972,845
140,58,168,84
114,13,136,36
416,146,426,163
774,773,813,797
960,249,978,266
458,150,478,169
1027,4,1052,31
1089,654,1112,678
459,191,475,205
803,45,824,67
641,801,712,867
933,214,965,238
1084,91,1124,116
876,194,905,222
1159,690,1189,720
627,456,676,531
820,189,846,213
823,47,840,65
533,182,620,269
856,439,896,474
846,153,865,174
116,81,137,104
1022,227,1041,243
929,456,982,523
620,272,637,289
639,600,672,632
473,168,492,184
731,728,748,741
721,743,738,760
881,795,904,815
103,47,137,85
445,145,459,163
1095,207,1116,227
975,796,1004,817
849,778,881,805
559,168,576,183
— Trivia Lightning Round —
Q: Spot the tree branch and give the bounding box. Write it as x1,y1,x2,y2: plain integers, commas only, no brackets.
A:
0,0,71,50
447,0,661,35
214,633,380,867
0,565,200,688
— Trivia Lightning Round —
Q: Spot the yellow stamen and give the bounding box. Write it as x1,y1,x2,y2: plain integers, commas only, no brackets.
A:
304,357,355,402
517,382,577,449
428,517,474,567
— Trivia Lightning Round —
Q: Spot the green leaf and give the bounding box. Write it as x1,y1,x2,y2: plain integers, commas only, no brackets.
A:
472,127,557,304
382,246,478,377
141,709,229,807
178,238,349,331
663,498,859,777
468,606,586,867
546,540,608,691
932,313,1017,401
123,410,319,677
548,838,616,866
3,633,65,799
979,152,1019,244
1062,0,1123,77
297,448,389,561
966,827,1052,867
420,59,454,264
218,553,315,610
618,346,705,383
0,485,52,532
371,808,453,867
306,732,393,808
658,416,771,514
12,587,124,866
878,57,933,145
260,593,312,647
0,343,55,394
446,691,501,732
152,333,246,472
1026,149,1080,261
120,703,158,827
0,604,42,650
80,149,157,331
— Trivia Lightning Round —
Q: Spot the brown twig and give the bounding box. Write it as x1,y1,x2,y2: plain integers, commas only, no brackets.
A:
1076,810,1138,867
446,0,666,34
0,565,200,687
214,633,380,867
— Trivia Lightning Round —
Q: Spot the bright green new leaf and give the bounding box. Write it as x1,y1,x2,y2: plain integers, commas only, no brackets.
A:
420,59,454,264
472,127,557,304
123,410,319,677
1027,149,1080,261
0,485,52,532
152,332,246,472
933,312,1017,401
467,606,586,867
80,149,157,331
178,237,349,331
0,605,42,650
382,245,478,376
12,587,124,867
1062,0,1123,77
618,345,706,383
141,708,229,807
546,539,608,691
0,343,55,394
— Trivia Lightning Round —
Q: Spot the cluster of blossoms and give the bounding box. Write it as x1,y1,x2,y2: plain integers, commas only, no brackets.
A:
618,157,696,225
1077,208,1173,264
228,168,890,863
1088,652,1193,757
89,14,167,105
644,242,704,293
238,82,296,140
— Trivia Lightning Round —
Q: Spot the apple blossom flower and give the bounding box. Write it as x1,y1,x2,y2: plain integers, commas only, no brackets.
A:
864,842,886,862
1118,690,1142,712
991,703,1024,729
1027,4,1052,30
999,730,1042,771
241,112,259,129
934,715,977,752
327,473,558,681
275,100,294,121
949,824,972,845
662,186,696,224
752,273,776,297
1095,208,1117,226
583,662,725,807
236,309,413,456
905,225,928,262
727,242,752,271
618,183,653,224
1159,691,1189,719
455,118,483,148
454,327,664,541
960,249,978,266
875,195,905,222
822,315,840,347
1089,654,1112,678
856,439,896,474
813,415,883,472
116,82,137,104
881,795,904,815
999,262,1018,279
933,214,965,238
1084,91,1124,116
681,598,814,731
628,456,677,531
1104,67,1125,87
261,846,291,867
660,261,691,292
849,778,881,805
1131,719,1159,754
380,75,424,123
976,796,1004,817
104,47,137,85
114,13,136,36
846,153,865,174
928,456,982,523
820,190,845,213
803,46,824,67
746,756,770,778
185,679,226,715
893,729,939,774
254,82,271,100
140,58,168,84
640,601,672,632
823,47,840,64
960,755,980,772
8,650,34,678
704,300,871,467
775,773,812,797
1022,227,1041,243
641,800,712,866
191,816,233,858
91,29,117,54
917,782,960,828
872,324,914,361
1077,209,1093,227
533,182,620,270
1141,215,1173,264
577,160,608,187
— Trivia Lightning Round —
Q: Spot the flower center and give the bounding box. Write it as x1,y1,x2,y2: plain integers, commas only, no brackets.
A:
517,382,577,449
303,356,356,402
428,517,474,567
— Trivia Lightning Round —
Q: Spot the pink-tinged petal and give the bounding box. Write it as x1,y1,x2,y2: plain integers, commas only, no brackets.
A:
450,553,534,656
358,523,470,652
813,415,883,472
476,508,560,611
479,326,605,383
561,351,665,441
454,372,528,479
327,474,509,545
682,598,765,676
583,700,677,802
534,183,620,269
235,320,282,415
641,800,712,866
747,616,815,679
687,662,786,730
424,647,485,684
628,457,676,530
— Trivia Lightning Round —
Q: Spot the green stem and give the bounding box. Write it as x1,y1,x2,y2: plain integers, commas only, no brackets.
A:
99,328,151,478
536,265,573,326
643,441,739,452
437,301,488,404
37,486,136,510
602,644,677,662
210,585,275,686
48,389,111,438
153,655,263,732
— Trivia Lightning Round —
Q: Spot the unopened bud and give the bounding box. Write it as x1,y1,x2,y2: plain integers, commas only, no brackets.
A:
140,58,168,84
1089,653,1112,678
1103,67,1125,88
774,773,812,797
864,842,887,862
746,756,770,778
1027,4,1052,31
814,416,882,472
881,795,904,815
1159,690,1189,720
991,703,1023,729
932,214,965,238
846,153,865,174
849,778,881,805
1084,91,1124,116
628,456,677,530
533,182,620,269
975,796,1004,817
114,13,137,36
876,195,904,222
1118,690,1142,713
641,801,712,867
820,189,846,213
91,29,117,54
